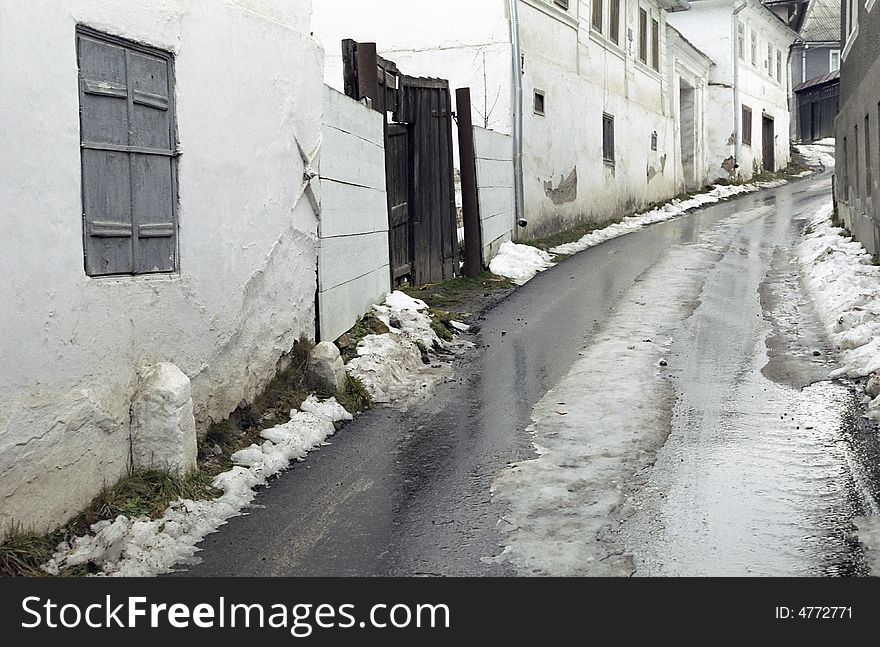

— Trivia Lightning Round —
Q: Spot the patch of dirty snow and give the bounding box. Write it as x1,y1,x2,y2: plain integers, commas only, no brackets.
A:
346,291,469,406
799,199,880,421
488,241,555,285
796,138,836,171
42,397,351,577
853,516,880,576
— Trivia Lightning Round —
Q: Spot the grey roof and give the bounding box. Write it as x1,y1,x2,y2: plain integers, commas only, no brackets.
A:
799,0,841,42
793,68,840,92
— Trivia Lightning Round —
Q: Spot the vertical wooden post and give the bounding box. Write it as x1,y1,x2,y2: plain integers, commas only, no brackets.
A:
341,39,358,100
356,43,380,110
455,87,483,278
341,40,380,112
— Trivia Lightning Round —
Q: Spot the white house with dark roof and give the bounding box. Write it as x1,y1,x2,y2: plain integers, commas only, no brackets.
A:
668,0,798,179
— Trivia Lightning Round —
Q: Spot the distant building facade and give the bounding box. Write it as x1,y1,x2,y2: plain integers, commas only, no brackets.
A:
835,0,880,253
669,0,798,179
790,0,841,141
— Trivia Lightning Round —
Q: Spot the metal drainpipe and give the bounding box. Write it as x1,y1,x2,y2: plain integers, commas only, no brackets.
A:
733,0,748,176
508,0,525,237
802,43,808,83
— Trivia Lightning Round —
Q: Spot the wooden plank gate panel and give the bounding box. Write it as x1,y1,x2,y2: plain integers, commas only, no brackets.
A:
399,77,459,286
386,123,412,282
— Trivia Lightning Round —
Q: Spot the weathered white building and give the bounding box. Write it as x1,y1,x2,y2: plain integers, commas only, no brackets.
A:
0,0,324,531
314,1,714,240
667,24,716,191
668,0,798,180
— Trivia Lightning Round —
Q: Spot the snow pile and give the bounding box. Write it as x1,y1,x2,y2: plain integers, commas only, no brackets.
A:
854,517,880,576
796,138,836,171
488,241,555,285
799,202,880,405
346,291,461,405
549,180,788,256
42,397,351,577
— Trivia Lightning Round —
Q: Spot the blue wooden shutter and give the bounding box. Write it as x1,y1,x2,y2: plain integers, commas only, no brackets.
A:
77,28,177,276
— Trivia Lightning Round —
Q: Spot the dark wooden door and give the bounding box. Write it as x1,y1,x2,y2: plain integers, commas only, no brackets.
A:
762,115,775,172
398,78,459,285
386,123,412,284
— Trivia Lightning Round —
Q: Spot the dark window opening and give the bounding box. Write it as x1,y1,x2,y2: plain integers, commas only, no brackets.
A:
639,9,648,64
610,0,621,44
855,124,860,198
592,0,603,33
534,90,545,115
866,114,872,197
603,113,615,163
742,105,753,146
651,19,660,71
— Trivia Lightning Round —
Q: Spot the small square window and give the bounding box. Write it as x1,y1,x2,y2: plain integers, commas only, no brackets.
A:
534,90,545,116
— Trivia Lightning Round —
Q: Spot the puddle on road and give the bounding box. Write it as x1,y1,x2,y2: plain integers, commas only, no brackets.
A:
624,379,869,576
620,201,878,577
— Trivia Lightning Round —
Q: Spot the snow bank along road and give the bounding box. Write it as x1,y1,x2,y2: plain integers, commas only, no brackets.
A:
180,169,880,576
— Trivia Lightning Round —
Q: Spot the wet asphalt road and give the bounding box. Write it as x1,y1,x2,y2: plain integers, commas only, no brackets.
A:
619,172,879,575
180,172,879,576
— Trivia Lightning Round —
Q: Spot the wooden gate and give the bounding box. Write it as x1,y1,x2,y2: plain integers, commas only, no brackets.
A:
342,40,458,286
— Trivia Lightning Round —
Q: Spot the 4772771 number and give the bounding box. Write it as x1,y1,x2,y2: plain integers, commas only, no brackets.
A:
776,607,852,620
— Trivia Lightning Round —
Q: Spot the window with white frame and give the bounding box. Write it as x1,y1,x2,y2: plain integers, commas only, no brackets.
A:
830,49,841,71
766,43,773,76
776,50,782,82
845,0,859,50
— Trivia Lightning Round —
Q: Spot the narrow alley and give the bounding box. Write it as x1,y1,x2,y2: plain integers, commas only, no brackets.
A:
179,169,878,577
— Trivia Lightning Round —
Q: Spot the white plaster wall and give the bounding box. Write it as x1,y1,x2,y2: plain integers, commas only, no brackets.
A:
318,86,391,342
474,127,516,263
518,0,680,238
0,0,322,531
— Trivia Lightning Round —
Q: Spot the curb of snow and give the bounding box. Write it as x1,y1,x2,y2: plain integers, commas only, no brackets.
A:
798,202,880,414
489,176,806,286
42,292,464,576
43,395,350,577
